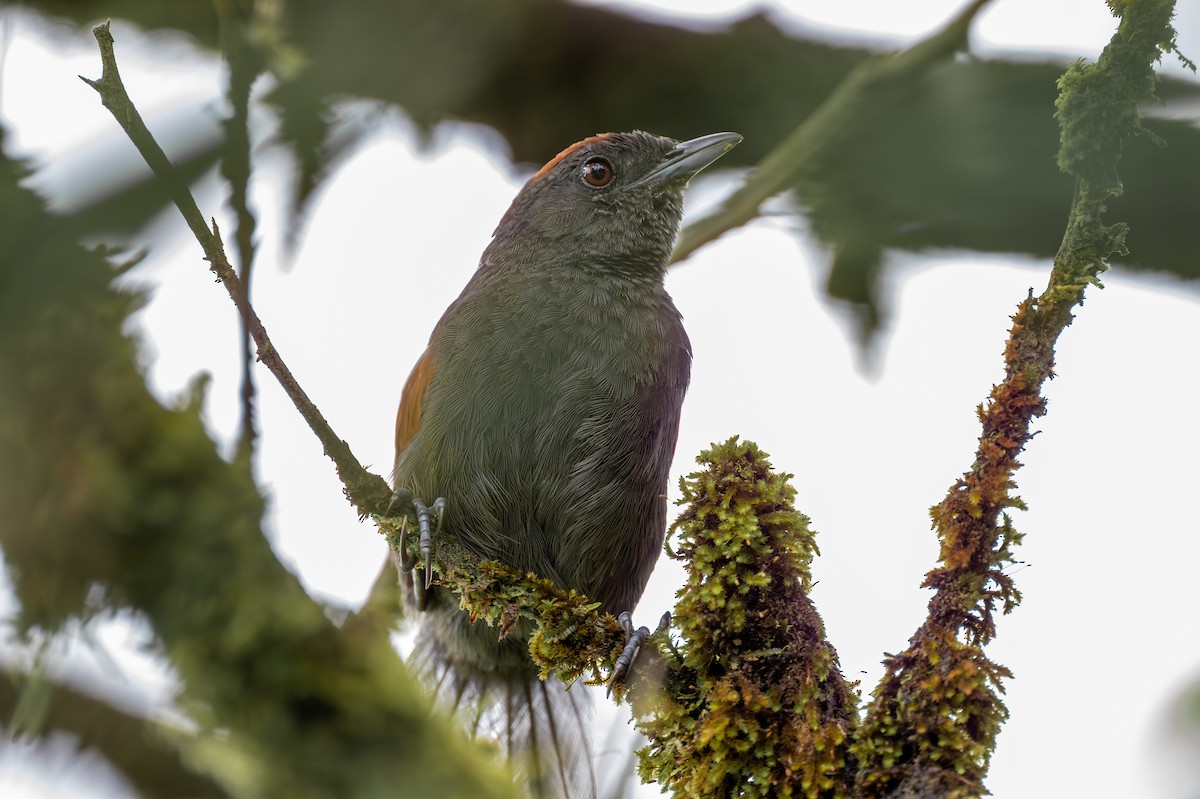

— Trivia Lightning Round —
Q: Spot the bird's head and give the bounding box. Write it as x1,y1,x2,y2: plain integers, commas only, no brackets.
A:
485,131,741,277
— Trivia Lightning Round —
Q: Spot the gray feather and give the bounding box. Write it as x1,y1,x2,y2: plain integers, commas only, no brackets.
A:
411,623,597,799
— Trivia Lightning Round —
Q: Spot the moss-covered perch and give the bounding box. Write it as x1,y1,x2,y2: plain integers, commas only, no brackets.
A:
851,2,1191,797
637,438,857,798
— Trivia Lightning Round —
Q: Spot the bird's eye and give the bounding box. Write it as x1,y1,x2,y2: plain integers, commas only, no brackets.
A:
581,157,613,187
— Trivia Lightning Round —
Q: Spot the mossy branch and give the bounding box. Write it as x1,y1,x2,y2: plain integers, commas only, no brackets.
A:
636,438,857,798
671,0,993,264
852,2,1187,797
376,517,632,685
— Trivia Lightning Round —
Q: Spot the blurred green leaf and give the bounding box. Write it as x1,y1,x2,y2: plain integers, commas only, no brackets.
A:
14,0,1200,336
0,125,519,798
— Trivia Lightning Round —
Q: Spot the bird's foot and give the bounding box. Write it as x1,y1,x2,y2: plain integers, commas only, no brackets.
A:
386,489,446,609
608,610,670,696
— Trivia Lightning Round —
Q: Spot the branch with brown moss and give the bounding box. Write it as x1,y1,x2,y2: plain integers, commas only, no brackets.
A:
375,516,632,685
851,3,1189,797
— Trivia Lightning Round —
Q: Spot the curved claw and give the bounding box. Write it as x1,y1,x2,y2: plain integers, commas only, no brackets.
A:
617,610,634,639
412,497,447,589
608,615,649,696
411,563,430,611
388,489,418,572
388,490,447,600
397,516,415,572
608,611,671,696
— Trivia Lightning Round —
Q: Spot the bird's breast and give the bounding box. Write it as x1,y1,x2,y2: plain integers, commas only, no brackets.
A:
394,270,690,591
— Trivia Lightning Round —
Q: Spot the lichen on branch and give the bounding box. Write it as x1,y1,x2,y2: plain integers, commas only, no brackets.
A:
636,438,857,799
852,2,1189,796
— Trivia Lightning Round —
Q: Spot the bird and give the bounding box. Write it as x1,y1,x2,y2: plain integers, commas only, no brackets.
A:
391,130,741,798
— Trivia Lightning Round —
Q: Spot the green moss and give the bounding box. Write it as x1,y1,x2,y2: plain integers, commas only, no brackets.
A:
636,438,857,798
852,634,1012,798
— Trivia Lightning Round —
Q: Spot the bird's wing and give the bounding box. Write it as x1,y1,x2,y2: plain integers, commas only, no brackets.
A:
394,346,437,460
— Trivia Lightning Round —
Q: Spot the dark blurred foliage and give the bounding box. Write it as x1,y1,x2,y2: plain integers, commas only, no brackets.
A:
0,121,522,796
800,57,1200,325
9,0,1200,337
0,669,229,798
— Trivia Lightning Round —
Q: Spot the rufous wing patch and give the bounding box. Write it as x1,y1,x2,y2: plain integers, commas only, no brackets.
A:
395,346,437,459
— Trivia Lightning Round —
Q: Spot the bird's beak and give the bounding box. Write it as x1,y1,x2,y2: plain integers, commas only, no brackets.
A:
631,132,743,188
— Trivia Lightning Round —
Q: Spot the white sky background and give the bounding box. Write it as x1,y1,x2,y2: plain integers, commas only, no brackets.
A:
1,1,1199,797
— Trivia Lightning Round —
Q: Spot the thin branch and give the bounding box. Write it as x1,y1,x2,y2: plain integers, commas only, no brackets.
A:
216,0,264,463
81,20,392,517
670,0,992,264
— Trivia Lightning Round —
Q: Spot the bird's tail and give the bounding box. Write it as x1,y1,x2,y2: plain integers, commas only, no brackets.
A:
409,612,597,799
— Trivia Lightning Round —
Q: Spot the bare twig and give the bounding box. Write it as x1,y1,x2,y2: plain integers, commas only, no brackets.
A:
671,0,992,264
81,20,392,517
